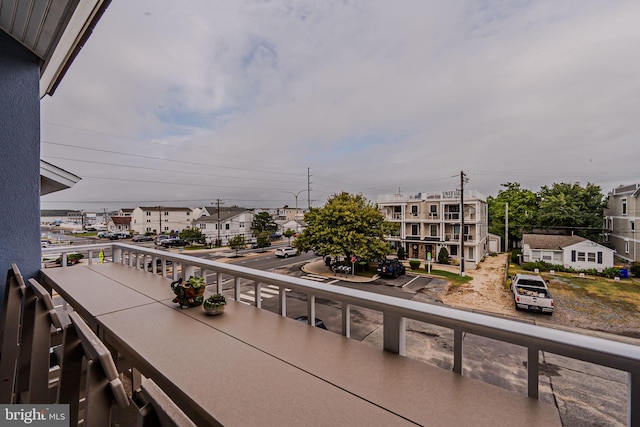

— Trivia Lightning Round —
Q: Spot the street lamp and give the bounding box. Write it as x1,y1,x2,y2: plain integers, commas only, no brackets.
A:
284,190,306,231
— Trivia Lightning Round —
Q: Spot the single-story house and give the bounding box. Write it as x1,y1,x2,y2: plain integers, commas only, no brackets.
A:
522,234,615,270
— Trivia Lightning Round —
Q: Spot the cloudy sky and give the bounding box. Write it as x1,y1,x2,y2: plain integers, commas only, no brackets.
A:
40,0,640,211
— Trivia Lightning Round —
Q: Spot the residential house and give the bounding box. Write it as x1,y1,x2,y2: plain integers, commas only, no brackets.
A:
522,234,615,270
254,207,304,222
603,183,639,263
108,216,132,234
192,207,254,246
280,219,305,234
377,190,489,269
130,206,194,235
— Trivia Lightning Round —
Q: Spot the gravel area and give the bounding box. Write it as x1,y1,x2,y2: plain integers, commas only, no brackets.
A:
440,253,640,339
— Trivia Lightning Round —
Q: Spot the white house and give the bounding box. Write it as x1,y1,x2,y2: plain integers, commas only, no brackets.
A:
522,234,615,270
192,207,254,246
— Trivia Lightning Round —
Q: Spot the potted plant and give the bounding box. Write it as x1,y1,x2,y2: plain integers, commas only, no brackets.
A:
170,276,206,308
203,293,226,315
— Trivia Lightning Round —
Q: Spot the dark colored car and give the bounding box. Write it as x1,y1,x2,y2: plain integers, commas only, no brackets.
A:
251,241,271,249
377,259,406,278
162,238,188,248
294,316,328,330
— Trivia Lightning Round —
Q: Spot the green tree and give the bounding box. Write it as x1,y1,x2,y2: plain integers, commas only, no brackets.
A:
437,247,449,264
179,227,205,245
283,228,296,244
487,182,538,251
537,182,606,241
256,231,270,251
227,234,246,256
292,192,394,261
251,212,278,236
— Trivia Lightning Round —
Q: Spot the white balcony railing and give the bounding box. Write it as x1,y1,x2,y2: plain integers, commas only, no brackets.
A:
42,243,640,424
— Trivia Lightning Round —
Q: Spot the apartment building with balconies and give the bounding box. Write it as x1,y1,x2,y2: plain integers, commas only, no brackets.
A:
377,190,489,269
603,183,639,263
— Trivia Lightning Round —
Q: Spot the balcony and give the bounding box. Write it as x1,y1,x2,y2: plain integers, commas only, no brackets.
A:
22,243,640,425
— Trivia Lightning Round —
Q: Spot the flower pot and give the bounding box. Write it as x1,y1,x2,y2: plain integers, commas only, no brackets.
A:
203,302,226,315
171,277,205,308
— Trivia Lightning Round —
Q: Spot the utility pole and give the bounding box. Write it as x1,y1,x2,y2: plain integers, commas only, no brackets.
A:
158,206,162,235
460,171,467,276
505,202,509,253
307,167,312,210
216,198,224,247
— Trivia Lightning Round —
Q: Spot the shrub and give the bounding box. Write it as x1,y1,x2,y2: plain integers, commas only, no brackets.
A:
437,247,449,264
511,249,522,264
397,246,406,260
409,259,421,270
630,262,640,277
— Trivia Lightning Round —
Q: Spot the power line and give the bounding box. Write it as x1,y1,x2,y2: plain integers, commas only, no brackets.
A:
42,140,307,177
42,155,298,184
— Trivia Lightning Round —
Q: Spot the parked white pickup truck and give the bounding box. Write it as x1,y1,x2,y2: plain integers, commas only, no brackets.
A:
510,274,554,314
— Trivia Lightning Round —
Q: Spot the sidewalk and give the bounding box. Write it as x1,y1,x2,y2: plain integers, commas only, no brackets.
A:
302,260,379,283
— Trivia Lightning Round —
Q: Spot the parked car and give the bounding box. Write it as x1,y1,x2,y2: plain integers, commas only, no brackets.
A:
275,247,298,258
109,232,130,240
377,259,406,278
97,231,110,238
294,316,328,330
251,241,271,249
70,229,86,234
155,235,174,246
132,234,154,242
161,238,188,248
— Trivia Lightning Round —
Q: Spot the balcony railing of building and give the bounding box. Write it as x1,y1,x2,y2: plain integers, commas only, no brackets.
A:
377,190,486,203
41,243,640,425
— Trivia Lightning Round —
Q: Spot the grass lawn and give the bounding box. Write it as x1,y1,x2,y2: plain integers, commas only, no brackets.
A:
508,263,640,313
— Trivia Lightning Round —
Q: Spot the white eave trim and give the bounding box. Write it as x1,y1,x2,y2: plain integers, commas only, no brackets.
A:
39,0,106,98
40,159,81,191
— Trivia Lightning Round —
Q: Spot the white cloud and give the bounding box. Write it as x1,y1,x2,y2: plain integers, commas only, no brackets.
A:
41,0,640,210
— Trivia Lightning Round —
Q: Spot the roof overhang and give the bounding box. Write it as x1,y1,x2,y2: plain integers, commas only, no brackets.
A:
40,159,81,195
0,0,111,98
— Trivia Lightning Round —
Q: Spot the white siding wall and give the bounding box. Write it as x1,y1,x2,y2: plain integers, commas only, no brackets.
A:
563,241,615,270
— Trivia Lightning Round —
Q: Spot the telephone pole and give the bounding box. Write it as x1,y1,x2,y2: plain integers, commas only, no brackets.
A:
460,171,467,276
307,167,312,210
216,198,224,247
158,206,162,235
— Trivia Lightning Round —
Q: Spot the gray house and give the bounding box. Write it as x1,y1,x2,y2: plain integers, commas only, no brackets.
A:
522,234,615,270
603,183,639,263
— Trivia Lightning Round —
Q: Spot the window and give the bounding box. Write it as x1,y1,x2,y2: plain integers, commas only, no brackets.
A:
199,223,206,230
450,245,458,256
430,205,437,216
239,222,244,228
164,211,169,216
411,224,419,235
577,252,586,262
622,198,627,215
430,224,438,237
146,227,151,232
411,206,418,216
532,250,541,259
631,221,635,231
186,211,190,216
542,253,552,261
587,253,596,263
597,252,603,264
625,240,630,253
146,211,151,216
164,226,169,231
225,224,230,230
468,247,474,259
146,219,150,223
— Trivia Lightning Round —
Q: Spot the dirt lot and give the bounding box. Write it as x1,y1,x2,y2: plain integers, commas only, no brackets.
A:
440,253,640,339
